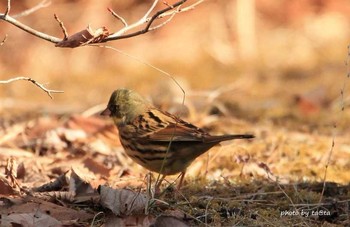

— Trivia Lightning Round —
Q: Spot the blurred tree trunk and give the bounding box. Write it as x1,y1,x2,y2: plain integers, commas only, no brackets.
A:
236,0,257,61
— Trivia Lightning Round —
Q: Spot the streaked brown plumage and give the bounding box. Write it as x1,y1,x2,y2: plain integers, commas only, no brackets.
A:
101,88,254,188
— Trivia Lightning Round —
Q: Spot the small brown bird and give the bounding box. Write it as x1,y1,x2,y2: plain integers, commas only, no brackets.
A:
101,88,254,189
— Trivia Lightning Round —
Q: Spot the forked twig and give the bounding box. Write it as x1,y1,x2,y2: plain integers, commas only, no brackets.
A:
0,77,64,99
106,0,188,41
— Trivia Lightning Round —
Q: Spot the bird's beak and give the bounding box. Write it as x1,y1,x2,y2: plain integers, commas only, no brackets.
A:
100,107,111,116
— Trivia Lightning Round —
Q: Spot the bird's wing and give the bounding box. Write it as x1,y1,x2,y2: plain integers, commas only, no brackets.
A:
134,108,208,142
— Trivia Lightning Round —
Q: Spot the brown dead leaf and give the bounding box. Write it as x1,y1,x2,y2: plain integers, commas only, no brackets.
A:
0,176,17,195
1,197,94,224
16,162,25,179
40,129,67,152
3,157,23,194
99,185,149,216
66,114,107,134
23,116,60,141
70,167,96,195
33,172,69,192
1,211,61,227
83,157,111,177
55,25,109,48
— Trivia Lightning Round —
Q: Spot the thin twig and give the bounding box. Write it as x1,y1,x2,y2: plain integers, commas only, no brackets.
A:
204,197,212,225
5,0,11,16
144,0,185,33
54,14,68,39
318,137,335,204
0,77,64,99
13,0,51,18
149,5,179,31
158,0,205,19
162,1,174,8
107,8,128,27
94,45,185,103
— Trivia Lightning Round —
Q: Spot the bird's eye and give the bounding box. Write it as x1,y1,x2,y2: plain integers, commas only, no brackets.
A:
110,104,119,113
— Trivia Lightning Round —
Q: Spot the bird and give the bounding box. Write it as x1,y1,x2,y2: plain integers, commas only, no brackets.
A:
101,88,254,190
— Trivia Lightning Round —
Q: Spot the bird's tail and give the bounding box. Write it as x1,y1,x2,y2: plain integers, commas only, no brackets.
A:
205,134,254,143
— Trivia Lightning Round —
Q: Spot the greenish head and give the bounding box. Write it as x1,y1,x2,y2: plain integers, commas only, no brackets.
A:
101,88,148,125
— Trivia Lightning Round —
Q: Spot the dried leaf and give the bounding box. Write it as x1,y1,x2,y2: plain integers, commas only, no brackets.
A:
16,162,26,179
1,211,61,227
70,167,95,195
66,115,107,134
0,176,17,195
33,172,69,192
53,127,86,142
83,157,111,177
99,185,149,216
55,25,109,48
41,129,67,151
2,198,94,224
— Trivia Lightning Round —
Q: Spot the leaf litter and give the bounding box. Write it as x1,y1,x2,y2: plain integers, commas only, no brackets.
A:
0,98,349,226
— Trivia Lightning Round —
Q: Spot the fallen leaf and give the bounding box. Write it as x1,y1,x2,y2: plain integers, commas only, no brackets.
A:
99,185,149,216
1,211,61,227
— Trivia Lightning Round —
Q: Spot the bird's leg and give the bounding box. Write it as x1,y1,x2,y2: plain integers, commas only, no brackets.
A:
177,170,187,191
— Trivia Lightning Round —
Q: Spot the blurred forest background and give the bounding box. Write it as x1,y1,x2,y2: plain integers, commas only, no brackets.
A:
1,0,349,118
1,0,350,225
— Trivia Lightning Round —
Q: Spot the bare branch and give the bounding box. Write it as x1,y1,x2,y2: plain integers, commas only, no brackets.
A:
0,0,204,47
0,14,61,44
13,0,51,18
54,14,68,39
0,77,64,99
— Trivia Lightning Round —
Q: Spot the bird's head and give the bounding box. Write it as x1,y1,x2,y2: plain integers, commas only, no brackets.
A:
101,88,148,125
